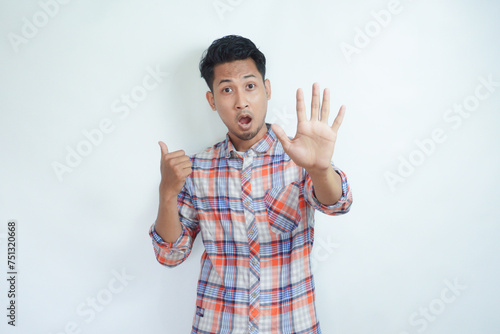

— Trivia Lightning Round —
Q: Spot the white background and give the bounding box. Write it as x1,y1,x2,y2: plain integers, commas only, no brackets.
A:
1,0,499,333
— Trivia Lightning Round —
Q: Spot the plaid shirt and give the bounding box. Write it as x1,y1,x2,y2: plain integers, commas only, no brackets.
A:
150,125,352,334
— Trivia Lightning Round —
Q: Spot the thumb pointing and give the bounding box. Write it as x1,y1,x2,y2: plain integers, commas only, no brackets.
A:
158,141,169,156
271,124,291,151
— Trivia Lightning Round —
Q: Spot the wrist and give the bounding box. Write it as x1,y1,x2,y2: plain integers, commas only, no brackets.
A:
159,185,179,204
306,165,333,179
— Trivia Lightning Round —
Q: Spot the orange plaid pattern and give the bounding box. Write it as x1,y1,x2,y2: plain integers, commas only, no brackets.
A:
150,125,352,333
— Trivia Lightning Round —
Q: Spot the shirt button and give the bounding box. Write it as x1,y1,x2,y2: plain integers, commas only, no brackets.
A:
244,199,250,206
252,259,257,265
251,326,255,331
249,230,255,235
252,292,257,298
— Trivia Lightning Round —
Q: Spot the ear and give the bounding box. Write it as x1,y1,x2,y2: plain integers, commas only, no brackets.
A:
206,91,216,111
264,79,271,100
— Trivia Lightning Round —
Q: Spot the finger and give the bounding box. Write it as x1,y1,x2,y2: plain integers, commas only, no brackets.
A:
296,88,307,123
168,155,191,166
177,159,193,170
172,162,192,177
271,124,292,152
158,141,169,156
331,105,346,133
165,149,188,159
320,88,330,123
311,83,320,121
181,167,193,177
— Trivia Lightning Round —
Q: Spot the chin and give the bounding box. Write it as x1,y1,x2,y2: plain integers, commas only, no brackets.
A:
239,121,265,140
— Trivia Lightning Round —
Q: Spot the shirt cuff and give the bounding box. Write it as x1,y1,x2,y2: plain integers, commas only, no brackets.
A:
307,168,350,212
149,223,186,250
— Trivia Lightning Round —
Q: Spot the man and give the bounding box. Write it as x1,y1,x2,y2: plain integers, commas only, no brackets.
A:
150,35,352,334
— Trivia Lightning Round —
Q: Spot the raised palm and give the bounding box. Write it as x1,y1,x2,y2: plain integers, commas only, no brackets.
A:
272,83,345,172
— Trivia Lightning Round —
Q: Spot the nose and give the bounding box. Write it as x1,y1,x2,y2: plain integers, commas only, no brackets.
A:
234,91,248,110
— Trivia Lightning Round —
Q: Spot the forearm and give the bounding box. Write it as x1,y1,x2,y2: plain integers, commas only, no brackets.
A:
307,165,343,205
155,194,183,243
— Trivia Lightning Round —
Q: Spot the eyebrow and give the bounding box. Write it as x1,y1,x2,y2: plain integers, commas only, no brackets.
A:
217,74,257,87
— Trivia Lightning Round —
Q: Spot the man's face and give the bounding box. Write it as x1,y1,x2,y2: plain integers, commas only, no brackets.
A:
206,58,271,152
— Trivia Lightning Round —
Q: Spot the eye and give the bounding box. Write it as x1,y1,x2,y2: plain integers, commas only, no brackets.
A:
222,87,232,93
247,83,256,89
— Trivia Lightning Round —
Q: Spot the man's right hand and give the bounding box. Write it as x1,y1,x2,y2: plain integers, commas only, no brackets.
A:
158,141,192,201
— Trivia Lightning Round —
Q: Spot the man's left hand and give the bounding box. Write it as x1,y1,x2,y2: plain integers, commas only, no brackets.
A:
272,83,345,174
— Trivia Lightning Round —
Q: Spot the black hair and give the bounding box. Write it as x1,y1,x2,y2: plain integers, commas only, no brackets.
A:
199,35,266,92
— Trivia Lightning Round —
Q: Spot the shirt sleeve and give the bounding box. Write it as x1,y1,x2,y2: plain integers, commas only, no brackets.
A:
149,176,200,268
302,163,353,215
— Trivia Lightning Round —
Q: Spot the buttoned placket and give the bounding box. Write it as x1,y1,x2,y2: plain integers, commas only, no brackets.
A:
240,149,260,334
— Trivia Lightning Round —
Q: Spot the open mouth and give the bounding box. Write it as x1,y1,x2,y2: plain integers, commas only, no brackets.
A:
239,116,252,124
238,114,253,129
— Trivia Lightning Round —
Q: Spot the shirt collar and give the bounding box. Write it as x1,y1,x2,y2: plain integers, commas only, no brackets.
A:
222,123,282,158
